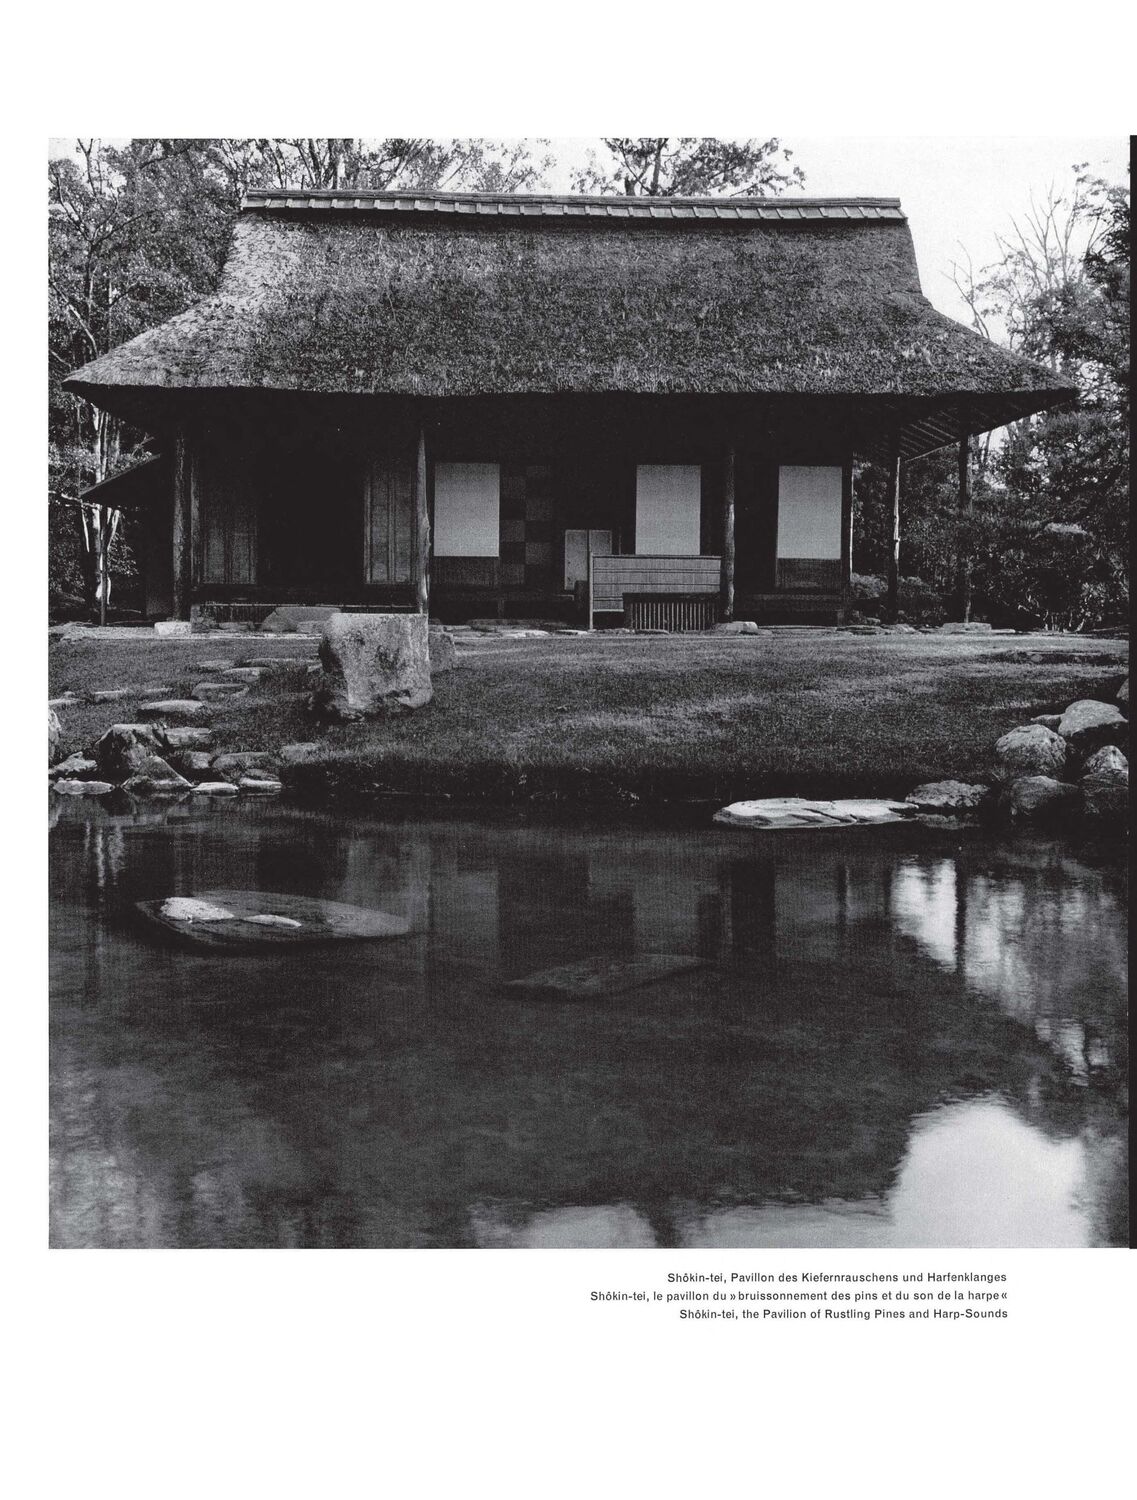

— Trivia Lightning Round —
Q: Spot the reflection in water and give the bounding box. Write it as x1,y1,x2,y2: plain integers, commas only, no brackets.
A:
49,800,1128,1248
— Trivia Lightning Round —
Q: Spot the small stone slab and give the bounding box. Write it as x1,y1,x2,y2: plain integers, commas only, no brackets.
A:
53,779,115,797
192,680,250,703
505,954,704,1000
138,699,210,720
714,797,915,830
219,667,264,683
189,781,240,796
48,754,99,780
159,726,216,751
154,620,192,637
196,659,234,672
238,776,283,794
87,687,133,703
241,656,316,669
135,889,411,951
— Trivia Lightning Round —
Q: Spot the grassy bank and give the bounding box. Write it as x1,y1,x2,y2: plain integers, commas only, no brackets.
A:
50,630,1128,806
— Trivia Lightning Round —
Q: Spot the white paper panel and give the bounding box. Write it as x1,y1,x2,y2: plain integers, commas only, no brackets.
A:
777,466,842,559
635,465,701,556
433,462,501,557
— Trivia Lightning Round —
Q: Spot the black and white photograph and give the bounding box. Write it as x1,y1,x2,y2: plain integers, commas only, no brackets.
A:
14,9,1133,1491
47,132,1128,1252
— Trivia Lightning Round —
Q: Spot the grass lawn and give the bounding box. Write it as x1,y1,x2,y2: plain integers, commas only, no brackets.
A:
50,629,1128,805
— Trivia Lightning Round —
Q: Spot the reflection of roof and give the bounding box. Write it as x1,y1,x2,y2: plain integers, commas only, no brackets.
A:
64,190,1073,456
79,455,167,508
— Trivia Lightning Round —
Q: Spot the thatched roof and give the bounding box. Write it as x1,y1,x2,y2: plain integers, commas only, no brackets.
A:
65,189,1072,454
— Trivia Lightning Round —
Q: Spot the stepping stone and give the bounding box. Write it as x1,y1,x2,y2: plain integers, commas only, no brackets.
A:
196,660,234,673
238,776,283,794
189,781,240,796
241,656,317,669
219,667,264,683
154,620,192,637
87,687,133,703
138,699,210,720
211,752,278,778
53,779,115,797
49,754,99,780
714,797,915,830
159,726,215,751
192,680,250,703
135,889,411,951
505,954,704,999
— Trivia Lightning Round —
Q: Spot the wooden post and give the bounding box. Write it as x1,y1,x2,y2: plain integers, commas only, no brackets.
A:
885,450,901,623
413,423,430,616
171,429,193,621
955,425,972,623
720,444,736,622
586,547,595,632
840,461,854,622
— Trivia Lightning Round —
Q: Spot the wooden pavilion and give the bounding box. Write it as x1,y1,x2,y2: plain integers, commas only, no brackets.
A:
65,189,1073,628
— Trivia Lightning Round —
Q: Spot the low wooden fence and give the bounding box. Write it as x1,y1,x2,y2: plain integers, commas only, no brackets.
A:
589,553,722,626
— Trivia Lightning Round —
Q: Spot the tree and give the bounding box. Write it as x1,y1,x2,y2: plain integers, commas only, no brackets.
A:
48,138,555,618
954,171,1129,628
571,137,804,197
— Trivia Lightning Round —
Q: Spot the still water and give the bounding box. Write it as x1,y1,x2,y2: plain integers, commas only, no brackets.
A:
50,798,1128,1249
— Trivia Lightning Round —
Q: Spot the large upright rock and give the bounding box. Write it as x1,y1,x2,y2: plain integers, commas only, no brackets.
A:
93,723,163,781
993,723,1066,783
314,613,432,719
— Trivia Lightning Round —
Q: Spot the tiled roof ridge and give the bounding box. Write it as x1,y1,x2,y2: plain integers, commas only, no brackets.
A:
240,188,906,223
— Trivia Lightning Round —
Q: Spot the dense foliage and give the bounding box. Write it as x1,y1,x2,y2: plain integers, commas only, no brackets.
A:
854,171,1129,629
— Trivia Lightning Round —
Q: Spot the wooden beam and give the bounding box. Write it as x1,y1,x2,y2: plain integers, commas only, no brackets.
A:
955,425,972,622
171,429,192,621
720,444,736,621
885,450,901,623
413,423,430,616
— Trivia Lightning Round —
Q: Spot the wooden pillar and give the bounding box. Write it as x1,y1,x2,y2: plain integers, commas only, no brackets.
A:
840,461,854,622
171,429,193,621
955,424,972,623
885,450,901,623
720,444,736,622
413,423,430,616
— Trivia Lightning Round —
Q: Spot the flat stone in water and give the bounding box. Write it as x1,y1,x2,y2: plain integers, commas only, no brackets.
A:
238,776,283,794
189,781,240,796
53,778,115,797
137,889,411,950
714,797,915,830
505,954,704,999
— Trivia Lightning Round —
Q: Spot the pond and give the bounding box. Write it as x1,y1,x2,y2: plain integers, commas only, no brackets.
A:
49,798,1128,1249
